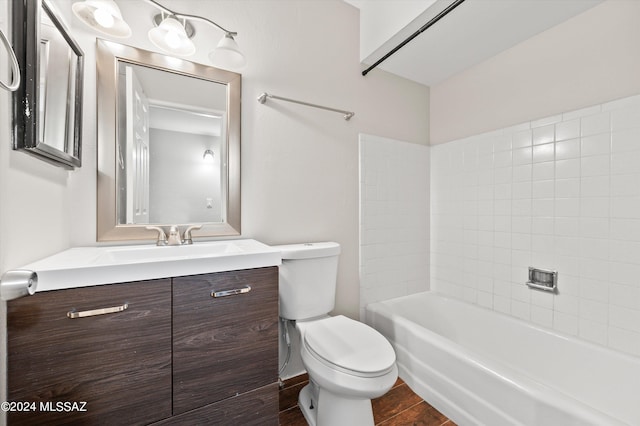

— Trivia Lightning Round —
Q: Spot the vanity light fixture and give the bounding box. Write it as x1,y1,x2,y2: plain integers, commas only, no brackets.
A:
71,0,132,38
146,0,246,68
72,0,246,69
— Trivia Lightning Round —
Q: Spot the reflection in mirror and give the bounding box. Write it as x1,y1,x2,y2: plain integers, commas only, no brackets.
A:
13,0,83,169
97,40,241,242
39,9,79,153
116,63,227,225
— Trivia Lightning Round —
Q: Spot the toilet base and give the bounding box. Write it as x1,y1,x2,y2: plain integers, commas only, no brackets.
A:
298,381,375,426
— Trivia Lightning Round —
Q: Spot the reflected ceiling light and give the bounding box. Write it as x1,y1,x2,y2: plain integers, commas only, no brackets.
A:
72,0,132,38
148,15,195,56
203,149,215,161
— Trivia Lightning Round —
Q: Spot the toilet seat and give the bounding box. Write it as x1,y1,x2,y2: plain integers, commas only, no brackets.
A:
302,315,396,378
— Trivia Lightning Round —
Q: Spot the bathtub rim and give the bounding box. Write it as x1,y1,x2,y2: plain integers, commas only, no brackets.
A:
366,290,634,426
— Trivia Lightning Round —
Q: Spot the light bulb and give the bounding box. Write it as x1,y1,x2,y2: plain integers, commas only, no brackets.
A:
72,0,131,38
203,149,215,161
93,7,114,28
148,16,195,56
164,31,181,49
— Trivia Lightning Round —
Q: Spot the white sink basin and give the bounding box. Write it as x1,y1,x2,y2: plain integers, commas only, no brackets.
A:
21,239,281,292
96,241,244,264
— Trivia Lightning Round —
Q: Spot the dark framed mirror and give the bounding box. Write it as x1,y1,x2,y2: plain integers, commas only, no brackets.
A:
12,0,84,169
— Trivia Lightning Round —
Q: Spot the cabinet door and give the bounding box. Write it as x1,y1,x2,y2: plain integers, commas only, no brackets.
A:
153,383,278,426
7,280,172,425
172,267,279,415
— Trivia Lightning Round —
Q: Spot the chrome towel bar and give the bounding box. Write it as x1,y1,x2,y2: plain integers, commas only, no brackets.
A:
257,92,354,121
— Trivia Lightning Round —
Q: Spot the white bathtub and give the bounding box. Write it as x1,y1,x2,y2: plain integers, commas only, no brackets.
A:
366,291,640,426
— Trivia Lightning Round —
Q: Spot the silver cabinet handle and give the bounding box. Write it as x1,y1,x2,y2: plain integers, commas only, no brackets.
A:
211,285,251,298
67,303,129,319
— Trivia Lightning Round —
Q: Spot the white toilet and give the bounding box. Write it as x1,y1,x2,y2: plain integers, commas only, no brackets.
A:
275,242,398,426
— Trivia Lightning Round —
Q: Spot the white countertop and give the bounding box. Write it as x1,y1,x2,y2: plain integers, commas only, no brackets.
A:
19,239,281,292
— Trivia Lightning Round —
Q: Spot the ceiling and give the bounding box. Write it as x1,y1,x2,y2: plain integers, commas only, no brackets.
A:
350,0,603,86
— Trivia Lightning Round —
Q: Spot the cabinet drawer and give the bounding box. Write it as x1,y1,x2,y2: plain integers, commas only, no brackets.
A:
153,383,279,426
7,279,172,425
172,267,279,414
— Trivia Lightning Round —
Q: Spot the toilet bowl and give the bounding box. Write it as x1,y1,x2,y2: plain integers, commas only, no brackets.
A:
274,242,397,426
296,315,398,426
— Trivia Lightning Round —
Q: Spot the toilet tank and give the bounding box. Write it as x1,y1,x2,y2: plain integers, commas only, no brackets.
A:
274,242,341,321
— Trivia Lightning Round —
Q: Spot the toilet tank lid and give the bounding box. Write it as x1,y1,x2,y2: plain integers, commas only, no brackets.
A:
274,242,340,260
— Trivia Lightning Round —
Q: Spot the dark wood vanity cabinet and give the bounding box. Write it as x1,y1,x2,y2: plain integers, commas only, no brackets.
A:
6,267,279,426
172,267,279,415
6,279,173,425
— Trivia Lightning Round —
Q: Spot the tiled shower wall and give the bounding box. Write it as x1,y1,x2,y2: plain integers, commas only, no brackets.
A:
431,94,640,357
359,134,430,320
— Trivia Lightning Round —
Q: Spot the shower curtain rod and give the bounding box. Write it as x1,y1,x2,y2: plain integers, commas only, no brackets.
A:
257,92,355,121
361,0,466,77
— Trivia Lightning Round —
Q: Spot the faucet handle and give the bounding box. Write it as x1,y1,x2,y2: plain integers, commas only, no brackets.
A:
145,226,168,246
182,224,203,245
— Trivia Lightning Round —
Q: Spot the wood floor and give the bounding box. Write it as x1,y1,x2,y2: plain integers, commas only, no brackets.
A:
279,374,455,426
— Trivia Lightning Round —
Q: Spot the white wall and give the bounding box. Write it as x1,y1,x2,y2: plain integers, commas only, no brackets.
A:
431,94,640,357
359,134,430,320
0,0,429,316
148,129,223,224
430,0,640,145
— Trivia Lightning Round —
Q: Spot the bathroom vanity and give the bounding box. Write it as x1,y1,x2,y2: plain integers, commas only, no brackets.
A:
5,240,280,425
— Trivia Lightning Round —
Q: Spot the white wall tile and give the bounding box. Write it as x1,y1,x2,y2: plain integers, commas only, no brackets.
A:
581,133,611,157
430,94,640,357
556,159,580,179
611,151,640,175
513,147,533,165
611,129,640,153
555,120,580,142
581,176,610,198
533,125,555,145
581,112,611,137
581,155,610,177
512,129,532,148
359,134,429,317
612,174,640,197
555,138,580,160
562,105,601,121
533,143,555,163
610,107,640,131
555,178,580,198
532,114,562,129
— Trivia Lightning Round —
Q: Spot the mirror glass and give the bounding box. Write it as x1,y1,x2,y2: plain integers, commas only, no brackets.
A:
97,40,241,241
115,63,227,225
13,0,83,169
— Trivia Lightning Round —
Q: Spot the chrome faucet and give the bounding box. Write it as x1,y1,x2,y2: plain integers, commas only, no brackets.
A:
146,225,203,246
